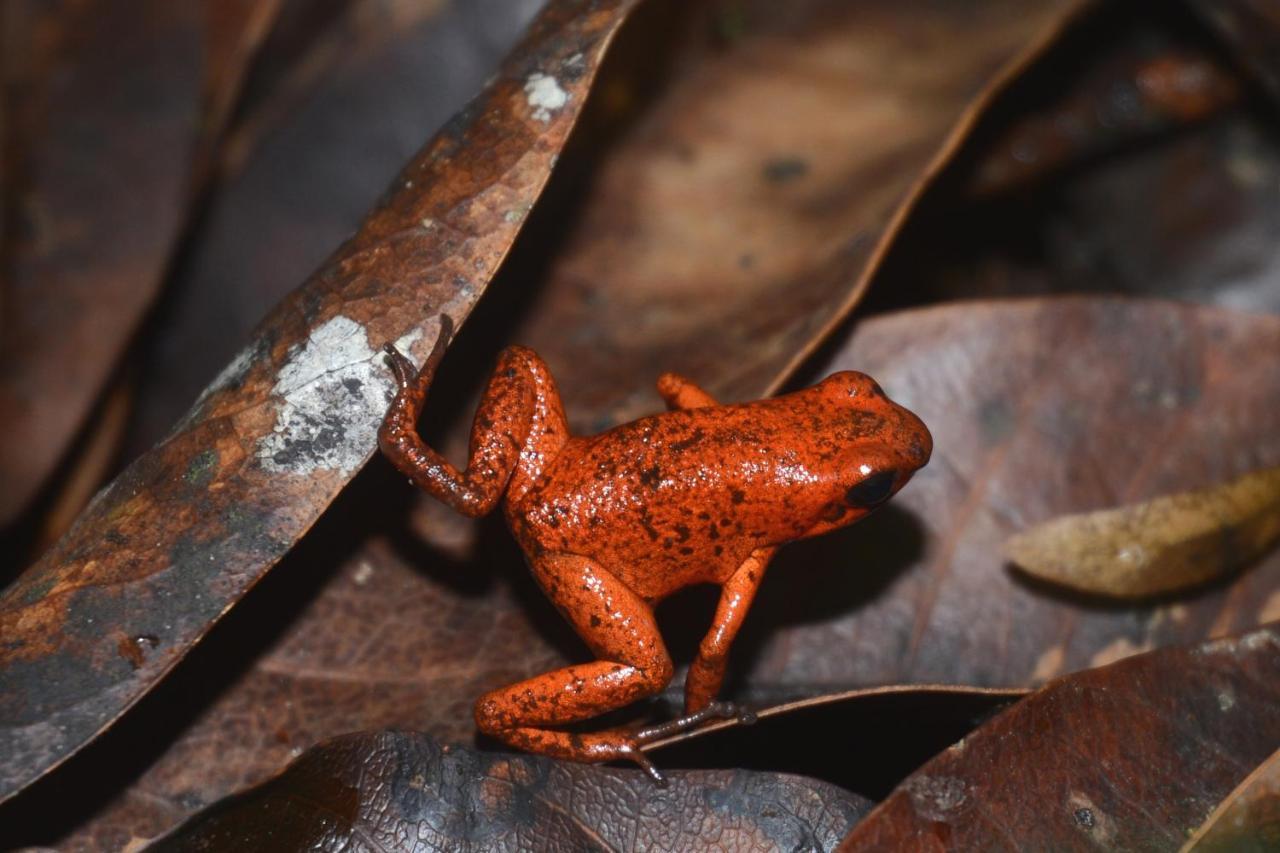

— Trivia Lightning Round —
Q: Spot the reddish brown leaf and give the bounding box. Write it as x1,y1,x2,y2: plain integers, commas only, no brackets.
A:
839,623,1280,850
1182,747,1280,852
149,731,873,852
0,0,639,803
0,0,281,525
861,2,1280,318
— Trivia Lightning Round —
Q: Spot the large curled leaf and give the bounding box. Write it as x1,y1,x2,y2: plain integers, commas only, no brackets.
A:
840,623,1280,850
0,0,639,803
150,732,873,852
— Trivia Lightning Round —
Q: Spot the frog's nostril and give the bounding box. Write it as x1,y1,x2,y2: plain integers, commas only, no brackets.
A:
846,470,898,507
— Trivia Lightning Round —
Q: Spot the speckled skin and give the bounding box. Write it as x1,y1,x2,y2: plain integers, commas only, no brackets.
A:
379,317,931,783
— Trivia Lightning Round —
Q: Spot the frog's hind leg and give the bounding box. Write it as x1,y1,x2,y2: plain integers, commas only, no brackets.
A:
474,553,740,783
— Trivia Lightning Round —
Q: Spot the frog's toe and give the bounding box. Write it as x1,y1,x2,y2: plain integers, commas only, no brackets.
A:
382,343,417,388
620,742,667,787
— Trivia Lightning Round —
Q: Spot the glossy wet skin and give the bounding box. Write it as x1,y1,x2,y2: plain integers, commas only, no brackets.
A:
379,317,931,783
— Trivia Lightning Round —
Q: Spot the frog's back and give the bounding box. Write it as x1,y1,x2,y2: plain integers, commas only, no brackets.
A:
514,395,846,598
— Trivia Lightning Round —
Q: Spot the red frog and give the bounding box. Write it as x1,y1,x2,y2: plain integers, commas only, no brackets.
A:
379,316,931,783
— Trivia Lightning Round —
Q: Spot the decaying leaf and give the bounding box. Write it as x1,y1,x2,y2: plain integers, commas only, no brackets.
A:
149,731,873,852
1182,746,1280,852
839,622,1280,850
1006,465,1280,598
5,1,1279,848
0,0,639,804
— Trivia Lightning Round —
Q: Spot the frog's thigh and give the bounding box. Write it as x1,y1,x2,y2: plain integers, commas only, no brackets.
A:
474,554,673,755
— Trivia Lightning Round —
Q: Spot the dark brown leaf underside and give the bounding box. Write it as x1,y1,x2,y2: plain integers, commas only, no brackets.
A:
150,731,874,852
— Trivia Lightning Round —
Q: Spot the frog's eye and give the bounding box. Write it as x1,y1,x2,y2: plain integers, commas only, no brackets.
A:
846,470,897,507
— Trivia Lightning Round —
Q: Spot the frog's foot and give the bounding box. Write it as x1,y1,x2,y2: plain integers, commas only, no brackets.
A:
634,700,757,744
382,314,453,392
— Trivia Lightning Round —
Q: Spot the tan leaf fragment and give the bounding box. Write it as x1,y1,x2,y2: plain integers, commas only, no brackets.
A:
1006,465,1280,597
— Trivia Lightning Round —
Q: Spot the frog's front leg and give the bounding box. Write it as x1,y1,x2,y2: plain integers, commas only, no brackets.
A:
684,546,776,714
380,316,543,517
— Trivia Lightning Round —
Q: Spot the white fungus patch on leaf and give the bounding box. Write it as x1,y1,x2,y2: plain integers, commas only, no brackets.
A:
524,72,568,122
257,315,422,476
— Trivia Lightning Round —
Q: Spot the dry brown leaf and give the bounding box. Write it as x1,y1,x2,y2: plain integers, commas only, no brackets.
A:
1006,465,1280,598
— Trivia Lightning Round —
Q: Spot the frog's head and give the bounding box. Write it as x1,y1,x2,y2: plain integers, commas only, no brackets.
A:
798,370,932,537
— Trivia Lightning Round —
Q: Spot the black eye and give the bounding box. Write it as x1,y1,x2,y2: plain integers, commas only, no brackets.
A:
846,470,897,507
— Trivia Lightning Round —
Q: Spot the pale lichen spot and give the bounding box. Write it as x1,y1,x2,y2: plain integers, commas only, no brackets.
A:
1218,688,1236,711
257,315,423,476
1241,627,1280,652
503,202,532,224
524,72,569,122
1196,627,1279,657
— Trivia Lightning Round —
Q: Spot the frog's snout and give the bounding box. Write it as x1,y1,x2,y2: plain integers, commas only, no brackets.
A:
896,405,933,473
